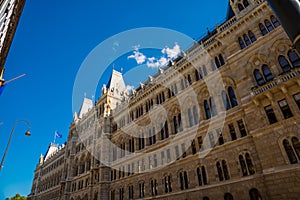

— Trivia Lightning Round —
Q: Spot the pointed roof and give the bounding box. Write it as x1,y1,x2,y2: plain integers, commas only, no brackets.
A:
106,69,126,99
44,143,58,162
78,97,93,118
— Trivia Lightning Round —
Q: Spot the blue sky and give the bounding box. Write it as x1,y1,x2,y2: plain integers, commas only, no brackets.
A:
0,0,228,198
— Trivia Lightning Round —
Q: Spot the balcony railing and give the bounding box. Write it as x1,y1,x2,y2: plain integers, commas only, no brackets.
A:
251,68,300,96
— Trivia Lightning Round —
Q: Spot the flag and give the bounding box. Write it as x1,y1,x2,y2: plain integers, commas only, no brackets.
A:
55,131,62,138
0,84,6,96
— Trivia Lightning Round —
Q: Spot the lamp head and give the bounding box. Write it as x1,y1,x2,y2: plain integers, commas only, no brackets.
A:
25,131,31,137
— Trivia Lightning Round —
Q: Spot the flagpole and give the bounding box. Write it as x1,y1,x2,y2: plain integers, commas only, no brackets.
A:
53,131,56,144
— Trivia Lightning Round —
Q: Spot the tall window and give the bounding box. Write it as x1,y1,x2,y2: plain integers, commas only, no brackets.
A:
193,105,200,124
254,69,265,86
150,179,158,196
265,19,274,32
283,137,300,164
264,105,278,124
249,188,263,200
210,97,218,116
228,124,237,141
279,55,292,72
249,31,257,42
228,87,238,108
239,153,255,176
188,108,194,127
203,66,208,76
139,182,145,198
204,100,211,119
259,23,268,36
216,160,230,181
179,171,189,190
271,15,280,27
243,0,249,7
239,37,246,49
196,166,208,186
237,119,247,137
293,93,300,109
288,50,300,67
222,91,231,110
128,185,134,199
262,65,273,81
163,175,172,193
119,187,124,200
110,190,115,200
173,116,178,134
278,99,293,119
243,34,251,46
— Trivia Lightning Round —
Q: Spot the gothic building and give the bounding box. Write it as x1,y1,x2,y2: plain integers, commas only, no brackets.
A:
28,0,300,199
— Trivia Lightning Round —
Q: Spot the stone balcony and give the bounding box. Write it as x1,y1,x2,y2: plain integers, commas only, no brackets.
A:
251,67,300,96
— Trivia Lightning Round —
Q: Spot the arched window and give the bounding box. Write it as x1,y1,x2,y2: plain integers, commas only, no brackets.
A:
203,197,210,200
203,66,208,76
178,113,182,131
216,161,224,181
262,65,273,81
288,50,300,67
219,54,225,66
278,55,291,72
163,175,172,193
243,0,249,7
188,108,194,127
243,34,251,46
283,139,298,164
173,116,178,134
249,31,257,42
249,188,262,200
292,137,300,159
245,153,255,175
239,155,248,176
254,69,265,86
195,69,200,81
222,91,231,110
210,97,218,116
215,57,221,68
228,87,238,108
187,74,192,85
179,171,189,190
265,20,274,32
165,121,169,138
197,166,207,186
259,23,268,36
193,105,199,124
239,37,246,49
224,193,234,200
204,100,211,119
238,3,244,11
271,15,280,28
222,160,230,180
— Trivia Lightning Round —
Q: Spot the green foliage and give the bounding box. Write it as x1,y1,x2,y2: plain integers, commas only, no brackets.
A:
6,193,27,200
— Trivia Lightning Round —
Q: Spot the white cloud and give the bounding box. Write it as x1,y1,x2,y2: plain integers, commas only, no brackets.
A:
161,44,181,60
127,44,181,68
146,56,169,68
128,46,146,64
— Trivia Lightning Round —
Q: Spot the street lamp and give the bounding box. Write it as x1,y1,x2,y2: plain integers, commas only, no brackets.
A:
0,120,31,170
267,0,300,53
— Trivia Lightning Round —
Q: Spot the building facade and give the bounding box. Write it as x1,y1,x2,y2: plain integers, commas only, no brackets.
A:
0,0,25,82
28,0,300,199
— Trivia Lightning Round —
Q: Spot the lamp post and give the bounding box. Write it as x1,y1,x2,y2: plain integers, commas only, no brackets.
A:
267,0,300,53
0,120,31,170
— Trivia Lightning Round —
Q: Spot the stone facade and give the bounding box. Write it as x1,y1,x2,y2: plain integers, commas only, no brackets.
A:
28,0,300,200
0,0,25,74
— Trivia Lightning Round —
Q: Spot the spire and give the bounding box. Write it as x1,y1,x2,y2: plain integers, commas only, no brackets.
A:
39,154,44,165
